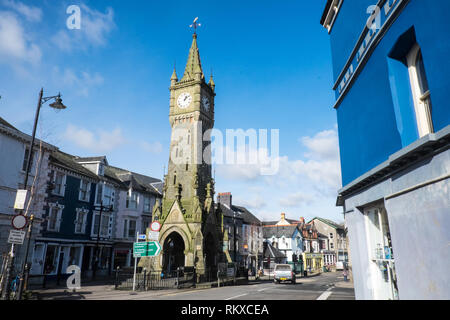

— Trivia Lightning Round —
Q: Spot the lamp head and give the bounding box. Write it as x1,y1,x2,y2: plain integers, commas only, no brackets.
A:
49,93,67,110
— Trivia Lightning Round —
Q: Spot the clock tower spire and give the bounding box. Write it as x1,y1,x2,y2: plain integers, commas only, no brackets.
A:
142,25,223,278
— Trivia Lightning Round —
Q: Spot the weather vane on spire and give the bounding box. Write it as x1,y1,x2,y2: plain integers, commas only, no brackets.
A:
190,17,201,34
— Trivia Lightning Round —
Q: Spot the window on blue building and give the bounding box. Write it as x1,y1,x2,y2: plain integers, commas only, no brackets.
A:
388,27,434,147
406,45,434,137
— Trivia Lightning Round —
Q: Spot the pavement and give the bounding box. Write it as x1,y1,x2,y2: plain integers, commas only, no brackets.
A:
31,271,355,300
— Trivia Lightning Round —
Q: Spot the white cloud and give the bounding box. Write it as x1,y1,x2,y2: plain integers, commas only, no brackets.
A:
0,11,41,64
233,194,268,211
52,4,115,51
301,129,340,161
140,141,163,154
2,0,42,22
64,124,126,152
215,127,342,221
279,192,314,207
53,67,104,97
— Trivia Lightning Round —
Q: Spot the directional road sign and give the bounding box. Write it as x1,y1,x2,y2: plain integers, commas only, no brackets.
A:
133,242,148,257
133,241,162,257
146,241,162,257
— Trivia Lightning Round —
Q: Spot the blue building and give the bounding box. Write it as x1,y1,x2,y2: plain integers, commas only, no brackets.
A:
321,0,450,299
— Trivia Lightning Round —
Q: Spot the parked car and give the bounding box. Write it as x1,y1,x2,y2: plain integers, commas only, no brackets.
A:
336,261,347,271
273,264,296,284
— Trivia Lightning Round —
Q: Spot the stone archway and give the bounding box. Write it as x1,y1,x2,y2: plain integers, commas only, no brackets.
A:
162,231,185,274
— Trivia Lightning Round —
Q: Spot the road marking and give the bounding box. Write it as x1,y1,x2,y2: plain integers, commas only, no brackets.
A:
316,287,333,300
225,293,248,300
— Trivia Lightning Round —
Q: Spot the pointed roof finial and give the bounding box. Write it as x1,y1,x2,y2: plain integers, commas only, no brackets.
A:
182,21,204,81
209,70,215,90
171,64,178,82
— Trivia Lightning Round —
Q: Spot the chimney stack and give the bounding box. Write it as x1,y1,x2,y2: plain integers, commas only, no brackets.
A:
217,192,232,208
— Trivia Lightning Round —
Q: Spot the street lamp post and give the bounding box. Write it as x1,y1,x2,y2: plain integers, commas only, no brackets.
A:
92,202,113,280
10,88,67,301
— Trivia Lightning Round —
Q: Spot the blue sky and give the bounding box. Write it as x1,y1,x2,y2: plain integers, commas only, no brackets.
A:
0,0,343,223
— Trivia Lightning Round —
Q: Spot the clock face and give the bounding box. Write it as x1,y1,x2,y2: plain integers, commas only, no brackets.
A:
201,96,210,111
177,92,192,109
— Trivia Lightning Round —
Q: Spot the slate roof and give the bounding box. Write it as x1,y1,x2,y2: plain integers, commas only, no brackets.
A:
233,206,262,225
263,225,299,239
106,165,162,195
50,151,99,180
263,242,286,259
262,219,300,226
309,217,344,230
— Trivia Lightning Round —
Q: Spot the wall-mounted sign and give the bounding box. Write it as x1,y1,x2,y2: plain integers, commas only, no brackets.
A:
14,190,28,210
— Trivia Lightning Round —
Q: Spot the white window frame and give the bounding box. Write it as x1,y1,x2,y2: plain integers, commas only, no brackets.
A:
79,180,91,202
126,190,138,210
74,208,89,234
91,212,112,238
52,171,66,196
21,146,35,173
123,218,137,239
143,196,152,213
95,182,103,205
47,203,64,232
103,185,114,208
407,43,434,137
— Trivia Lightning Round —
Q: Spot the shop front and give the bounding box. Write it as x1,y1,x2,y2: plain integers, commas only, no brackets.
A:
303,253,323,273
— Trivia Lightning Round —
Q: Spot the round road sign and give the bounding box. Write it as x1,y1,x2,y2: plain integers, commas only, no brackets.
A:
150,221,161,232
12,214,28,230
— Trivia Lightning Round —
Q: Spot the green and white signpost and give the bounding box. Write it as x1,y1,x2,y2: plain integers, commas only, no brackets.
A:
132,233,162,291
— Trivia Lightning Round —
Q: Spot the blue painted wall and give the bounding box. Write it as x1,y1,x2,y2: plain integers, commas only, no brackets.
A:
329,0,450,186
44,175,96,240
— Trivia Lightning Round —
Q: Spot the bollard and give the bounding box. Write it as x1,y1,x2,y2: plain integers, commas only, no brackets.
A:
143,268,147,291
115,267,120,289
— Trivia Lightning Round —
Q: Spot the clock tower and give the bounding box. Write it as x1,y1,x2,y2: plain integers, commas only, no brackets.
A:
140,32,223,278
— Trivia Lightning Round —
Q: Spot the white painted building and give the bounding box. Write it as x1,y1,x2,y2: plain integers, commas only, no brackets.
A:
0,117,56,272
263,214,303,263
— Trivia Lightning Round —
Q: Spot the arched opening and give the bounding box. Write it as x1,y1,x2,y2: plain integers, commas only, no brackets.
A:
204,233,217,277
162,232,185,274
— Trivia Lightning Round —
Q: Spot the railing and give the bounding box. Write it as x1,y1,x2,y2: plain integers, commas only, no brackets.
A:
114,267,196,291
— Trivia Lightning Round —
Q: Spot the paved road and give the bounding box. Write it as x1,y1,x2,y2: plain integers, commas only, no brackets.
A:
149,272,354,301
34,271,354,300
